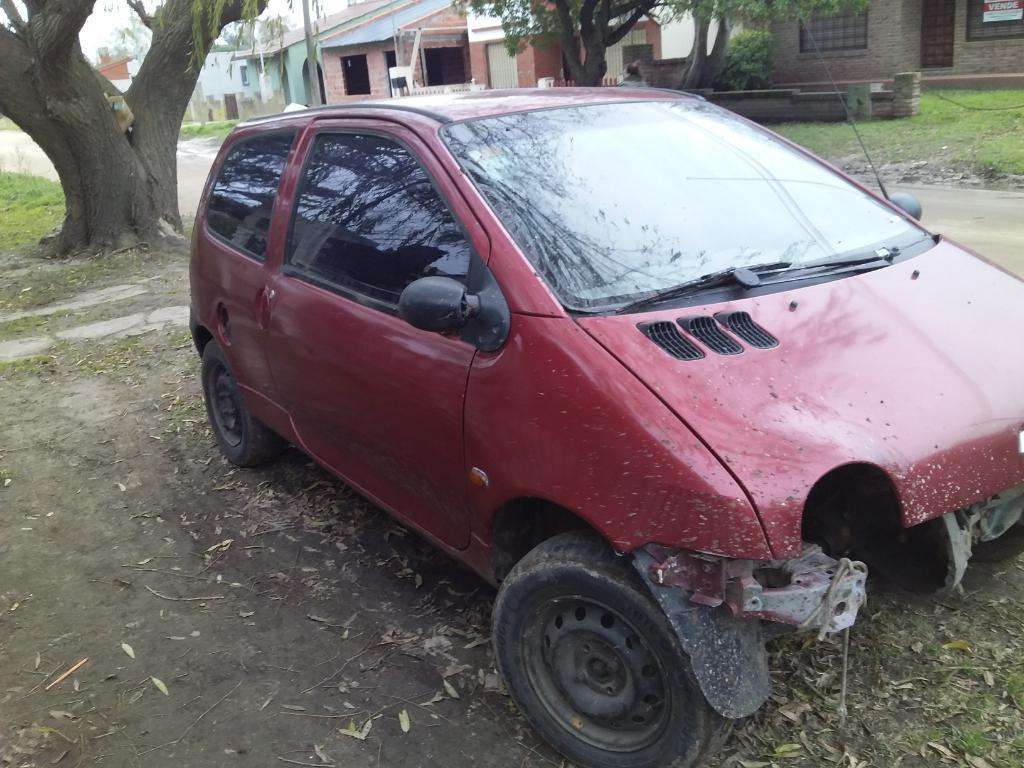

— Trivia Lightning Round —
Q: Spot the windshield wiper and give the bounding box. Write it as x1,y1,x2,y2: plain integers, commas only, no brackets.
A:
616,262,791,314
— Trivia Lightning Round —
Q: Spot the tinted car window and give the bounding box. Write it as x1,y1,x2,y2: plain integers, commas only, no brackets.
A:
287,133,471,305
442,101,928,310
207,132,294,260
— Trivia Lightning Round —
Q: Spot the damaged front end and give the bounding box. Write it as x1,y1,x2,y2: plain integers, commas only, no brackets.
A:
632,544,867,718
941,483,1024,589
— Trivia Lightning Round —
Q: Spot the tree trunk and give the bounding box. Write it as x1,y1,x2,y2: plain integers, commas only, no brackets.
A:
681,17,710,90
704,17,731,88
0,0,260,256
681,16,732,91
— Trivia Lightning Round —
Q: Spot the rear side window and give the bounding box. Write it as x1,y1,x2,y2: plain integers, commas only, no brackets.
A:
207,132,295,260
286,133,472,305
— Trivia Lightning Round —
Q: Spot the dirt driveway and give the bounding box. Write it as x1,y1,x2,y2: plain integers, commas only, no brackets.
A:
2,242,1023,768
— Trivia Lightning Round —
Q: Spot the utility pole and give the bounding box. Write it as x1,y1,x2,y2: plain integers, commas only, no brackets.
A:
301,0,323,106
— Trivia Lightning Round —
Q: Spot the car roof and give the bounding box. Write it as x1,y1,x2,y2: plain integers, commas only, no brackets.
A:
237,87,697,128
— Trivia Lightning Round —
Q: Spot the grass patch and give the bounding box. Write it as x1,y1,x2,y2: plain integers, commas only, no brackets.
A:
774,89,1024,177
0,172,64,252
179,120,238,141
0,353,59,378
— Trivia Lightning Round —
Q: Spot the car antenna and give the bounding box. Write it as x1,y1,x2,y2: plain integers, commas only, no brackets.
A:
797,12,890,200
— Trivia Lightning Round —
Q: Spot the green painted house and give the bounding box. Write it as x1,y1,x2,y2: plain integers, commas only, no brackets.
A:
235,0,407,106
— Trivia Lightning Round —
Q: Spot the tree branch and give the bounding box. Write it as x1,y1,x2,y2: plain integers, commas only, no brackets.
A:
126,0,152,28
605,5,648,45
552,0,581,68
0,0,26,34
27,0,95,58
579,0,599,39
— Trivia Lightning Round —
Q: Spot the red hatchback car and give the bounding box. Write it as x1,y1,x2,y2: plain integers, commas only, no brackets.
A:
190,88,1024,768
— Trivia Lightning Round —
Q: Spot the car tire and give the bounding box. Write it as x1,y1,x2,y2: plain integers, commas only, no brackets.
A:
201,341,284,467
971,519,1024,563
493,531,725,768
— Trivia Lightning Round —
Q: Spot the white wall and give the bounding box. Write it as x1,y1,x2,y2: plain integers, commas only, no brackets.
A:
656,13,726,59
195,51,262,101
466,10,506,43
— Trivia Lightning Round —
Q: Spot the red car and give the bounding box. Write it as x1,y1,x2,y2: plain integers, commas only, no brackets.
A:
190,88,1024,768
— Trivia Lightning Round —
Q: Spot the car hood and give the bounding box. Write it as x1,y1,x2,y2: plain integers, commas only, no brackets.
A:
578,240,1024,558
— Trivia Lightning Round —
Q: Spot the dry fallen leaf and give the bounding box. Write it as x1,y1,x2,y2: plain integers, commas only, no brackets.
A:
339,718,373,740
151,677,169,696
927,741,957,760
442,678,460,699
121,643,135,659
941,640,972,653
398,709,411,733
313,744,333,764
772,743,802,758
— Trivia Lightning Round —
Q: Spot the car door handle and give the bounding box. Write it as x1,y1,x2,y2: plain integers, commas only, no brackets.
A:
257,288,275,330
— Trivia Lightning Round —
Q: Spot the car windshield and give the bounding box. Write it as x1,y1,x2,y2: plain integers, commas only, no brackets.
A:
441,100,928,311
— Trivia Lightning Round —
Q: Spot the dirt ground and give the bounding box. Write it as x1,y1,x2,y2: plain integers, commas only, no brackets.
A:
1,246,1023,768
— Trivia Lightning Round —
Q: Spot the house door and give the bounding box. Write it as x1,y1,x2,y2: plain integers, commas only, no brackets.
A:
342,54,371,95
921,0,956,68
486,42,519,88
223,93,239,120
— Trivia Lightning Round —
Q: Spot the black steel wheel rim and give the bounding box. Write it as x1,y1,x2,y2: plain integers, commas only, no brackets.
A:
523,596,671,752
210,362,243,448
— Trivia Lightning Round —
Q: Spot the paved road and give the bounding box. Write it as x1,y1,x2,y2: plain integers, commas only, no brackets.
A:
910,185,1024,275
0,130,219,219
2,130,1021,273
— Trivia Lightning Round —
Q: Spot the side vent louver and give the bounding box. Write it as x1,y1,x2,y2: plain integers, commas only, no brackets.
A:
680,316,743,355
639,321,705,361
716,311,779,349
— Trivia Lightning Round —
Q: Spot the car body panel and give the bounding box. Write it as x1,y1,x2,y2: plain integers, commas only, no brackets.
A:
578,240,1024,558
463,314,774,561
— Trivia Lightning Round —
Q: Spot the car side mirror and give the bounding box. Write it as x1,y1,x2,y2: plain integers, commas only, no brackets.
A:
399,276,480,334
889,192,922,220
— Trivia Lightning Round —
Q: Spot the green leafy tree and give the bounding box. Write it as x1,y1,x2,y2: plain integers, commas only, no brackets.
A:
0,0,266,254
468,0,864,88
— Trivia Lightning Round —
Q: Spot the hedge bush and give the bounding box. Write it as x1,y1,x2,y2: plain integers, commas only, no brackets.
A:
715,30,775,92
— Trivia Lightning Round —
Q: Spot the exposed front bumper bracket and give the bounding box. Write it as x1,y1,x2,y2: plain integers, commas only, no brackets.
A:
644,543,868,636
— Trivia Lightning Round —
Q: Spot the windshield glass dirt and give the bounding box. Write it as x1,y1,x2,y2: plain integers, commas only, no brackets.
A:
442,100,926,310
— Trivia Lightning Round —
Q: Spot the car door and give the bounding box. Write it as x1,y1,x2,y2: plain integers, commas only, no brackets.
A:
264,122,487,549
200,130,296,399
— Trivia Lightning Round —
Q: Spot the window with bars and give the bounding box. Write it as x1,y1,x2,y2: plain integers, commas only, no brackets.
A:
799,10,869,52
967,0,1024,40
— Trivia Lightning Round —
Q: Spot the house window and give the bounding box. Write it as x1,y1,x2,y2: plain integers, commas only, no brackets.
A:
967,0,1024,40
240,65,250,85
799,10,869,52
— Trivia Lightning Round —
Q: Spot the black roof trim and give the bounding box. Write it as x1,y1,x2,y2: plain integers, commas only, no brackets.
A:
237,102,453,129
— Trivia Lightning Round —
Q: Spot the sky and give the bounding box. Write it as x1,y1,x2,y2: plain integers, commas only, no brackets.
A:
78,0,350,58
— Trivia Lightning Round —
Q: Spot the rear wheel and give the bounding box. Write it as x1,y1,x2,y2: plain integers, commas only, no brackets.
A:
493,532,723,768
201,341,284,467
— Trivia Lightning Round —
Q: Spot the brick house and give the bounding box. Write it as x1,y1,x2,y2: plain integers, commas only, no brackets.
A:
466,11,663,88
320,0,471,102
772,0,1024,87
96,50,139,92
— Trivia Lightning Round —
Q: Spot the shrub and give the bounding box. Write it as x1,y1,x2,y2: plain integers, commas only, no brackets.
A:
715,30,775,92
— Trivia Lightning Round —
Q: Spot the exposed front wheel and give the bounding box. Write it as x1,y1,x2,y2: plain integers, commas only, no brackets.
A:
493,532,725,768
201,341,284,467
